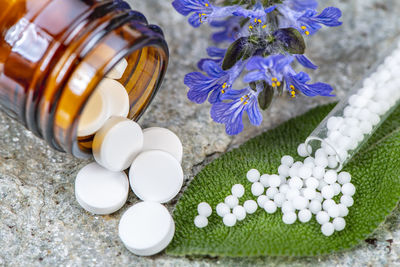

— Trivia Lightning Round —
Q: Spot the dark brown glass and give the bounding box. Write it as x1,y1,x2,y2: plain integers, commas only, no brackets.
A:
0,0,169,158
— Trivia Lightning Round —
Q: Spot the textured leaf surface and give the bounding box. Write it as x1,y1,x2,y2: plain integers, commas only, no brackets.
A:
166,103,400,257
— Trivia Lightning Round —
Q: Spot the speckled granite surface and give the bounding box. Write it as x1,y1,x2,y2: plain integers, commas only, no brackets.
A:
1,0,400,266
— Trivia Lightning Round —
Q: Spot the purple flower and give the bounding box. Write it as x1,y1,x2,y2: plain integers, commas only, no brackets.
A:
211,88,262,135
172,0,236,27
284,0,318,12
297,7,342,36
184,60,244,104
295,54,318,70
244,55,294,86
197,47,227,71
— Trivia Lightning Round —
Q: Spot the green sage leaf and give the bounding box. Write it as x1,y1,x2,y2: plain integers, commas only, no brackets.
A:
167,103,400,257
273,28,306,54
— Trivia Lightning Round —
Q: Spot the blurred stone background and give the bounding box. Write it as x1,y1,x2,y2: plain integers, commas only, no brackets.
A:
1,0,400,266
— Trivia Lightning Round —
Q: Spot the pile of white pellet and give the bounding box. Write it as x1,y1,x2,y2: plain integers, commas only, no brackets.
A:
195,146,355,236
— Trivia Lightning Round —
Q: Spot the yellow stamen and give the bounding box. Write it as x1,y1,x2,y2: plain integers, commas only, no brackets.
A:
249,25,253,29
254,18,257,23
262,25,267,29
277,81,281,86
222,83,227,89
257,19,262,23
290,85,295,90
221,90,225,94
305,31,310,36
272,82,277,87
205,3,209,7
272,77,278,82
301,26,307,30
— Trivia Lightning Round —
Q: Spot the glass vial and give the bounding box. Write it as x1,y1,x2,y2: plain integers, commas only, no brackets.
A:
0,0,169,158
305,41,400,171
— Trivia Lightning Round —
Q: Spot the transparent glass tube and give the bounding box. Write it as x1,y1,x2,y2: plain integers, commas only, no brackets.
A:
305,41,400,171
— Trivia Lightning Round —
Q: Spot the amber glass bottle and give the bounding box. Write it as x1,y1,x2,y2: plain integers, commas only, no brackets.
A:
0,0,169,158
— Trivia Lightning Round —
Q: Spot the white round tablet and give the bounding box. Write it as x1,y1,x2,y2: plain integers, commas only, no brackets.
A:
118,202,174,256
98,78,130,119
129,150,183,203
93,116,143,172
142,127,183,163
75,162,129,215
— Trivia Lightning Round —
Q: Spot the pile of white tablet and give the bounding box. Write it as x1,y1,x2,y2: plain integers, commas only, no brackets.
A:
74,59,184,256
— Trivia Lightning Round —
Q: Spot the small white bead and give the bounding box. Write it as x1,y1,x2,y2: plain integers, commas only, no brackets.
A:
225,195,239,208
348,94,358,106
231,184,245,198
281,155,294,167
286,188,300,201
327,204,340,218
260,174,270,187
268,174,281,188
303,188,317,200
194,215,208,228
369,113,381,126
251,182,264,196
327,156,339,169
337,149,348,162
223,213,237,227
328,130,342,144
197,202,212,217
340,195,354,207
333,217,346,231
264,200,277,214
345,117,359,126
305,177,319,189
292,196,308,210
337,172,351,184
324,170,338,184
257,195,269,208
321,185,335,199
327,116,343,131
321,222,335,236
322,141,336,156
298,209,312,223
216,203,230,217
337,136,352,151
313,166,325,179
282,212,297,224
309,200,322,214
298,165,312,179
316,211,330,225
243,200,258,214
297,143,311,157
279,184,290,194
338,203,349,217
332,183,341,196
233,205,246,221
315,155,329,168
304,156,315,165
289,165,300,178
282,201,295,214
342,183,356,196
266,187,279,199
323,199,336,211
288,177,303,190
247,169,260,183
273,193,286,207
343,106,354,117
278,165,290,177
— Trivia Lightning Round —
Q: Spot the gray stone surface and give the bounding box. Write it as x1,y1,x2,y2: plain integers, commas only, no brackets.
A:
1,0,400,266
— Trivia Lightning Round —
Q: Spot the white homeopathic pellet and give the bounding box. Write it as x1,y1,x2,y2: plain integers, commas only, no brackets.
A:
282,212,297,224
298,209,312,223
340,195,354,207
194,215,208,228
337,171,351,184
298,165,312,179
293,196,308,210
118,202,175,256
129,150,183,203
223,213,237,227
247,169,260,182
93,116,143,172
266,187,278,199
281,155,294,167
197,202,212,217
342,183,356,196
327,205,340,218
316,211,330,225
142,127,183,163
243,200,258,214
224,195,239,209
268,174,281,187
324,170,338,184
231,184,245,198
309,200,322,214
321,185,334,199
282,201,294,214
216,203,230,217
75,163,129,215
333,217,346,231
260,174,270,187
264,200,277,214
297,143,311,157
233,206,246,221
257,195,268,208
321,222,335,237
251,182,264,196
